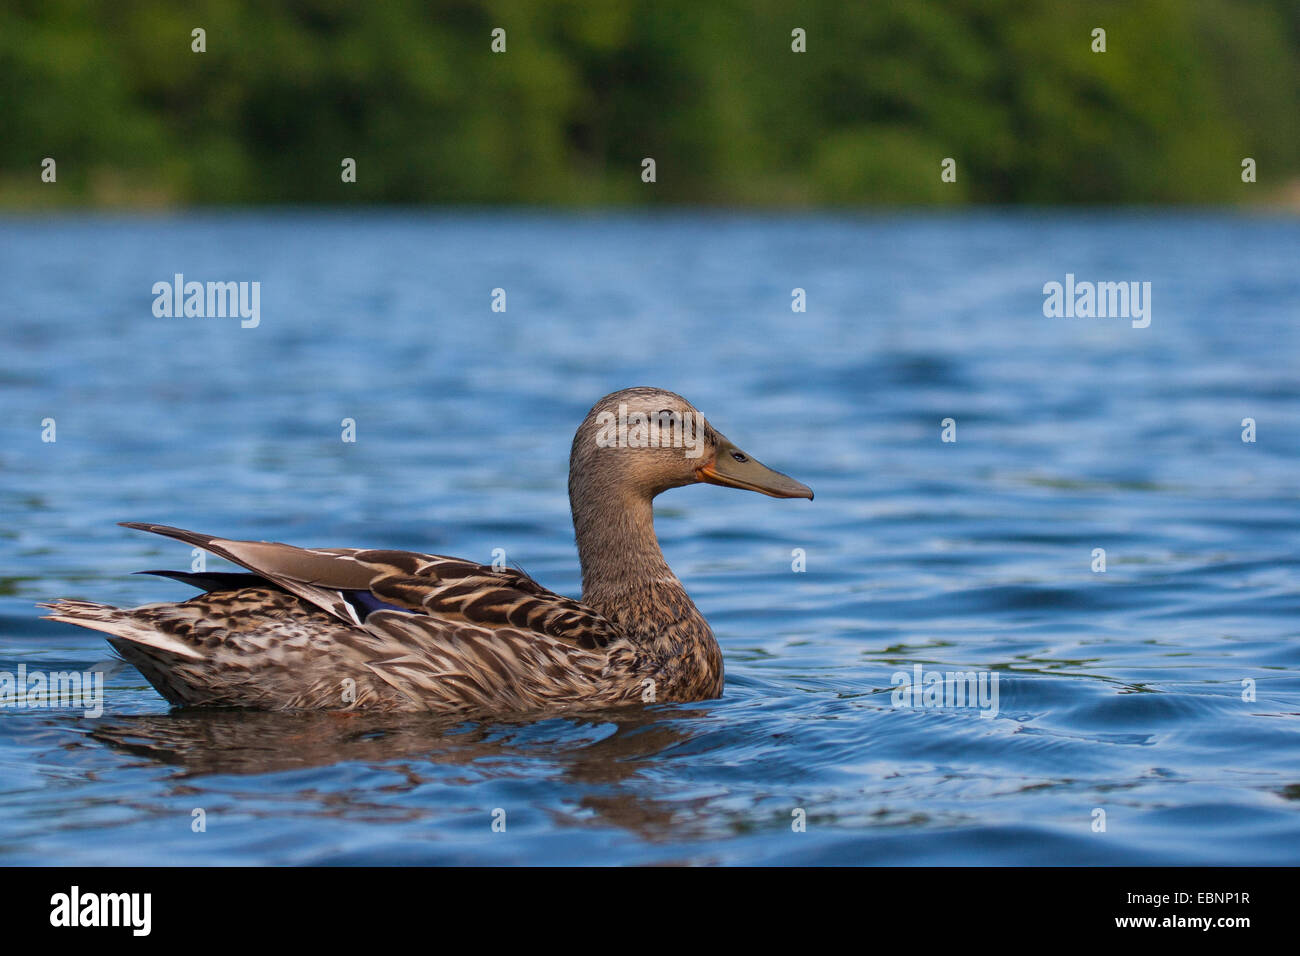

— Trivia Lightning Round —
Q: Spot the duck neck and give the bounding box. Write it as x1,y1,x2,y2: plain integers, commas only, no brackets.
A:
572,490,678,620
570,476,723,699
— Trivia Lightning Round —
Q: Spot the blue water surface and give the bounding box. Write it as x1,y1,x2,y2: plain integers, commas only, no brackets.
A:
1,210,1298,865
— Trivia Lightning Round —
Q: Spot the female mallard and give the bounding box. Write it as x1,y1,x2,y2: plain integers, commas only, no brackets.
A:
42,388,812,715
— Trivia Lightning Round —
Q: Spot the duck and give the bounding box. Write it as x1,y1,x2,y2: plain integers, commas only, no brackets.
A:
41,387,813,716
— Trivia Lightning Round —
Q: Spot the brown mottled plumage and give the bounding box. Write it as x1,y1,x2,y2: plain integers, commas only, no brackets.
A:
41,388,812,716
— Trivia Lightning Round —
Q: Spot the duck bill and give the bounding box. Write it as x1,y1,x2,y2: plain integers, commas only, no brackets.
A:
695,439,813,500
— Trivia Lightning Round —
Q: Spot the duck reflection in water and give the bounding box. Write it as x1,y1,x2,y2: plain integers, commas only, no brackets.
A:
84,705,714,840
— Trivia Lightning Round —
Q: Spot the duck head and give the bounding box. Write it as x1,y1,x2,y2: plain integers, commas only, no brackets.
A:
569,387,813,503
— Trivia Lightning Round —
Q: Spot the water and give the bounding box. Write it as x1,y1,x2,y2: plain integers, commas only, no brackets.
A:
1,210,1298,865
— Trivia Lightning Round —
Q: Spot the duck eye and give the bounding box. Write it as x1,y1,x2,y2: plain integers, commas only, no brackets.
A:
731,451,748,463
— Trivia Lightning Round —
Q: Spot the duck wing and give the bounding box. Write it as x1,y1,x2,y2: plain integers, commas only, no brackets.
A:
119,522,621,651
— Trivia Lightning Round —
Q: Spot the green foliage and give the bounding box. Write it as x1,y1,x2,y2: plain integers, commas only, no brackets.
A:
0,0,1296,206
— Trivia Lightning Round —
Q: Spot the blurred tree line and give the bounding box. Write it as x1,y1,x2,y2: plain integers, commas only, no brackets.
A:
2,0,1297,207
